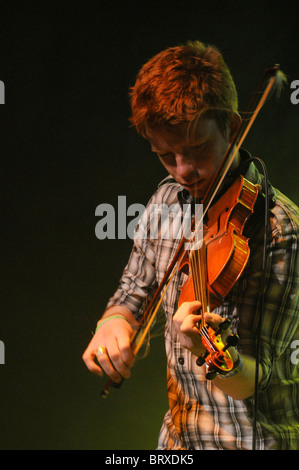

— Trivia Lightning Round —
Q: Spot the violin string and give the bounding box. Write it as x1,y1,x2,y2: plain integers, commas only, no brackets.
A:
189,239,217,352
199,327,216,352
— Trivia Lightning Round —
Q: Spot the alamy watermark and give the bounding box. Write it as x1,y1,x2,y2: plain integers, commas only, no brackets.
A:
291,340,299,365
290,80,299,105
95,196,203,244
0,340,4,364
0,80,4,104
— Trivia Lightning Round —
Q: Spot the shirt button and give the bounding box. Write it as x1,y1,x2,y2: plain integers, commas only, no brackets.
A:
185,402,192,410
178,357,184,365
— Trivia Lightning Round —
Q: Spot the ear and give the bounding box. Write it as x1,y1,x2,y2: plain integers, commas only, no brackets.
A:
228,112,242,142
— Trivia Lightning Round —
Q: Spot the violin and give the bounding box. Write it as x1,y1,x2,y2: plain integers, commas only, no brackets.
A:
178,175,260,379
101,64,282,397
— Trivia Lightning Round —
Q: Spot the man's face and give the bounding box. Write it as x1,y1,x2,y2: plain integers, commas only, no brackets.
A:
148,118,239,199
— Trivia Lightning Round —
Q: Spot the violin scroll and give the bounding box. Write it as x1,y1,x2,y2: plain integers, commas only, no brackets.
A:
196,319,239,380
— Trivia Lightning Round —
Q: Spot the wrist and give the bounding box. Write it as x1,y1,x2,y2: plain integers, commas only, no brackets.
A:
95,314,132,333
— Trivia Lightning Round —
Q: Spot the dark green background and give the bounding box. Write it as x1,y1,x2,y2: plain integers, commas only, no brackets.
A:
1,0,298,450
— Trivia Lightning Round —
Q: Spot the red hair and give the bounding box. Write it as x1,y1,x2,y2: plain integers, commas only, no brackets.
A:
130,41,238,138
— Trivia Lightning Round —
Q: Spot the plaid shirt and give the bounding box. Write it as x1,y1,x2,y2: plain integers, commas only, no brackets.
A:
106,150,299,450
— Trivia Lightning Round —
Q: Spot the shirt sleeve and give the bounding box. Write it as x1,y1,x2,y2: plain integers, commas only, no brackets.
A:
105,179,183,321
235,196,299,391
105,196,158,322
258,200,299,389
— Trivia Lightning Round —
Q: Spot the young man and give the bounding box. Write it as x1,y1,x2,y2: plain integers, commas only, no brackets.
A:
83,41,299,450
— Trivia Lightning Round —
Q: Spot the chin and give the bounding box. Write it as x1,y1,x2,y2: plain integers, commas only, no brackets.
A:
189,188,204,199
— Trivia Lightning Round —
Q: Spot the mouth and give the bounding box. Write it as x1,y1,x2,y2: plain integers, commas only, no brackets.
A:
181,180,204,191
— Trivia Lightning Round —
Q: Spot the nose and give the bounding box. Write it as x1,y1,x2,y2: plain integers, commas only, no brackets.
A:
175,153,195,177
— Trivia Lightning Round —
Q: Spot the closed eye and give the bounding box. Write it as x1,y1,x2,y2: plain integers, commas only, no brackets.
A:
190,142,206,151
158,152,173,158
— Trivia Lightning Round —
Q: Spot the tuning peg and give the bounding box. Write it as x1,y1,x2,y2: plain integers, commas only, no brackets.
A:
196,351,208,367
206,369,217,380
215,319,231,336
222,334,239,352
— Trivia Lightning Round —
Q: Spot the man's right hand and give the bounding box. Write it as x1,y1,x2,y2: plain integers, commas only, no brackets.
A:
82,308,137,384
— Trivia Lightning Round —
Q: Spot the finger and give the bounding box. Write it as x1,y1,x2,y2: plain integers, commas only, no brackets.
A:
108,339,133,379
203,312,226,330
174,300,202,323
96,340,131,382
82,350,104,378
184,300,202,313
180,314,202,334
117,335,135,368
177,300,202,315
95,343,123,383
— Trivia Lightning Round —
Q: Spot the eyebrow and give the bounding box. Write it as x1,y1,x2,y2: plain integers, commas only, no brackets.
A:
152,149,174,158
151,137,209,154
151,145,169,154
188,136,209,146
